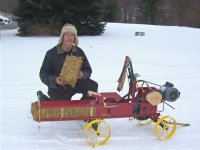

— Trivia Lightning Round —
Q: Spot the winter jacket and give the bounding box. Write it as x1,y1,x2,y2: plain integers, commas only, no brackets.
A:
39,45,92,95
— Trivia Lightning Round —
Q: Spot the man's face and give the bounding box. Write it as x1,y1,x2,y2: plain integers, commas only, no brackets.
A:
62,32,75,46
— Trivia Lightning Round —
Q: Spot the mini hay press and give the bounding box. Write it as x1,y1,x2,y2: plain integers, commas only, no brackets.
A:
31,56,189,147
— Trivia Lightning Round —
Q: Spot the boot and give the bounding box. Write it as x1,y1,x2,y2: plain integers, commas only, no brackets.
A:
37,91,50,101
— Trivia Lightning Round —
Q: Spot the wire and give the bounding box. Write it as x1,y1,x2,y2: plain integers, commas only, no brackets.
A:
139,80,162,87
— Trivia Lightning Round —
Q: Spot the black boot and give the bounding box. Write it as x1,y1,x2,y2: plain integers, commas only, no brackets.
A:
37,91,50,101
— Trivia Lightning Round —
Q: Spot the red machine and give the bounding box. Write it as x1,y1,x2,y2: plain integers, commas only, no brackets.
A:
31,56,187,147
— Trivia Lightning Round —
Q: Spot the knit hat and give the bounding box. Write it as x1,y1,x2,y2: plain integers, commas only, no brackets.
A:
58,24,79,46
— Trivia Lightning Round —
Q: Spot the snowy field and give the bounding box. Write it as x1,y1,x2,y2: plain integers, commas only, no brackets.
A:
1,23,200,150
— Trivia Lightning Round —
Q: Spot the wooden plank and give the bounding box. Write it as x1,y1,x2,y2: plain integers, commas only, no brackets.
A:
117,56,130,91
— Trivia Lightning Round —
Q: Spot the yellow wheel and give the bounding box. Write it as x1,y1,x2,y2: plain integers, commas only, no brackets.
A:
84,119,111,147
137,118,152,126
154,116,177,140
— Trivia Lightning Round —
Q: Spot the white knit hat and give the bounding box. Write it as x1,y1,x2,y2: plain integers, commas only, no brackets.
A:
58,24,79,46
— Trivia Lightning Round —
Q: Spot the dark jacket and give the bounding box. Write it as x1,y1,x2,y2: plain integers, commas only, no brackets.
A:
39,45,92,98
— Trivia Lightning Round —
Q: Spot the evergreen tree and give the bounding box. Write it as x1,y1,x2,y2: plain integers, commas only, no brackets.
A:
137,0,158,24
103,0,119,22
14,0,55,35
14,0,113,36
61,0,106,35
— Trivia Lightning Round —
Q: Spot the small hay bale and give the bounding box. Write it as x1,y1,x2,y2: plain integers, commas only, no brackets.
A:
31,102,96,121
60,55,82,87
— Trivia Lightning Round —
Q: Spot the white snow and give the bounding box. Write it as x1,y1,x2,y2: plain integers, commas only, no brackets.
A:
1,23,200,149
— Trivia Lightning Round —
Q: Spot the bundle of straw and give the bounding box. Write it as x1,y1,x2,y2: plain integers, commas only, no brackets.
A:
60,56,82,87
31,102,96,121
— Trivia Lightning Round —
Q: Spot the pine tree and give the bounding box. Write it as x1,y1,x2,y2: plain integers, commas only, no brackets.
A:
14,0,55,35
103,0,119,22
14,0,113,36
61,0,106,35
137,0,158,24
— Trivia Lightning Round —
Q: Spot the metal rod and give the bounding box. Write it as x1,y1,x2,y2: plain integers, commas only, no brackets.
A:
163,101,175,109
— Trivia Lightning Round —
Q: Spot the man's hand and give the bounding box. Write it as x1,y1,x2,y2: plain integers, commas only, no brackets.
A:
77,71,84,79
56,77,64,85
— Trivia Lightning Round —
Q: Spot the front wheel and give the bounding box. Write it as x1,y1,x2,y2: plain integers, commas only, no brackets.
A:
84,119,111,147
154,116,177,140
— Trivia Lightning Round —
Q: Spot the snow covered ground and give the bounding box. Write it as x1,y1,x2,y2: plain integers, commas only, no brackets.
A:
1,23,200,150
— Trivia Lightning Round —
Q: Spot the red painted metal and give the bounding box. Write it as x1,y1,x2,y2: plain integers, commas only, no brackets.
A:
33,79,160,122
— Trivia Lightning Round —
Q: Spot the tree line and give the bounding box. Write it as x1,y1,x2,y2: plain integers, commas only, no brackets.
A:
0,0,199,36
119,0,200,28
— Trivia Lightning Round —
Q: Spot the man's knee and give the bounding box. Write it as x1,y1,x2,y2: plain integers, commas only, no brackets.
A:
89,79,98,92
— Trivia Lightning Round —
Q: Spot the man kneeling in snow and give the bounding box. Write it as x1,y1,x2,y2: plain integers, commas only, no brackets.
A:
39,24,98,100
